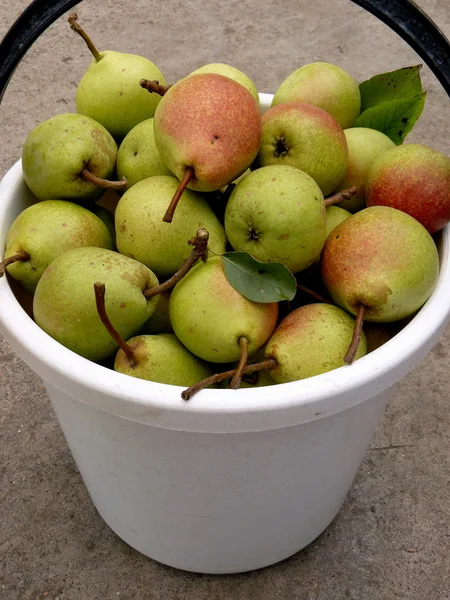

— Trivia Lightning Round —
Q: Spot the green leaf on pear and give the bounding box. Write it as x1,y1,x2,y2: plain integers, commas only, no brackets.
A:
359,65,423,112
220,251,296,303
354,92,427,145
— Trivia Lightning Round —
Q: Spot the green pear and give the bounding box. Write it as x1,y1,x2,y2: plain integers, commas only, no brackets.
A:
224,165,326,273
69,14,165,140
325,205,352,238
169,256,278,362
153,73,262,221
189,63,259,105
334,128,396,212
264,303,367,383
115,176,226,278
116,118,172,187
2,200,112,294
22,114,118,203
114,333,213,385
321,206,439,322
141,291,173,334
34,247,159,361
272,62,361,129
254,102,348,196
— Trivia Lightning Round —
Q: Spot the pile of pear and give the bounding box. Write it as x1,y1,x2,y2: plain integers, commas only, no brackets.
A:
1,14,449,399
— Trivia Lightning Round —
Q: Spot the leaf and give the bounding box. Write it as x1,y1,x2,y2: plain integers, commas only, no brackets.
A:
359,65,423,112
354,92,427,145
221,252,296,303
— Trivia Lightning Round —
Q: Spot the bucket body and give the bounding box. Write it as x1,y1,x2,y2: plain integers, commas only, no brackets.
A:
47,381,390,573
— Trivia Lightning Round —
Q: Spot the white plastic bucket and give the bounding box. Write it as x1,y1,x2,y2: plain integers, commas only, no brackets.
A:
1,95,450,574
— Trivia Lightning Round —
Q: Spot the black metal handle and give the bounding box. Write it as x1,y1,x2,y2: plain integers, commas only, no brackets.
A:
0,0,449,103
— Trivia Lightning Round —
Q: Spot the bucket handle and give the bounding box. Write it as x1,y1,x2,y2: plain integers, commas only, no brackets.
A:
0,0,449,102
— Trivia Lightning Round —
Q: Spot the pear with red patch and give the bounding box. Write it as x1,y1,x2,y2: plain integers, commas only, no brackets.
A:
366,143,450,233
321,206,439,324
153,73,262,222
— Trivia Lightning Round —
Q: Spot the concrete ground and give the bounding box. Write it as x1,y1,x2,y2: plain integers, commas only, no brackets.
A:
1,0,449,598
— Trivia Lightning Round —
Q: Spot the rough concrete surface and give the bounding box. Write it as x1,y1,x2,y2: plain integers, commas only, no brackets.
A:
1,0,449,598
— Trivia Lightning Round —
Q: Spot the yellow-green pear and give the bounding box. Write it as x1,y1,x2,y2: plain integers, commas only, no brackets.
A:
69,14,166,140
272,62,361,129
115,176,226,278
116,118,172,187
225,165,326,273
34,247,159,361
2,200,112,294
334,128,396,212
22,114,118,203
169,256,278,363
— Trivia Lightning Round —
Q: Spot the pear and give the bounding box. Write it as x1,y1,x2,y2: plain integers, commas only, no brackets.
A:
189,63,259,105
116,118,172,187
366,143,450,233
224,165,326,273
272,62,361,129
254,102,348,196
153,73,262,221
115,176,226,278
325,205,351,238
141,290,173,334
321,206,439,323
22,114,123,203
333,128,396,213
1,200,112,294
264,304,367,383
69,14,165,140
113,333,212,385
169,256,278,363
33,247,159,361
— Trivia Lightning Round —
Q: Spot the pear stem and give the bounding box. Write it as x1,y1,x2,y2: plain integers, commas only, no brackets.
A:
82,169,128,191
143,229,210,298
94,282,136,366
0,251,30,277
140,79,171,96
181,358,277,401
231,336,249,389
68,13,102,63
324,186,357,208
163,167,195,223
344,304,366,364
296,283,331,304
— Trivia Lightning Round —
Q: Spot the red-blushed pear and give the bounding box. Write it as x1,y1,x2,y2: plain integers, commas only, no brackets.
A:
169,256,278,377
272,62,361,129
153,73,262,222
366,143,450,233
254,102,348,196
333,128,395,213
264,304,367,383
321,206,439,362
